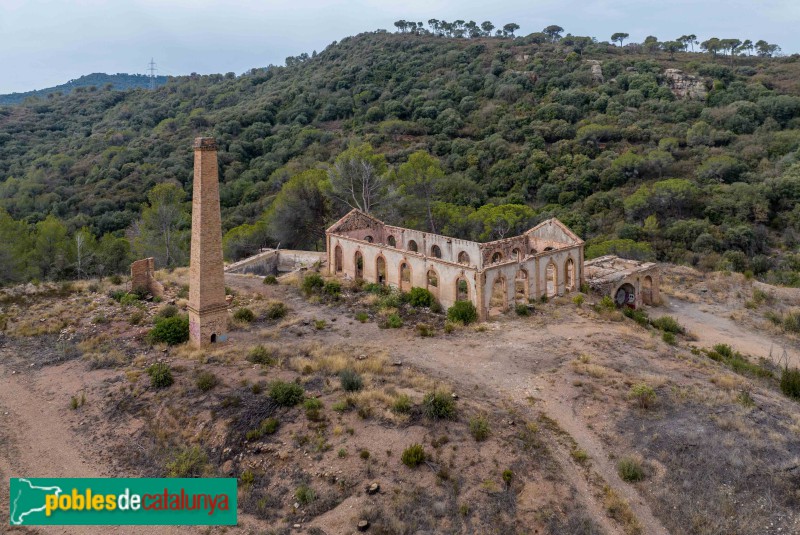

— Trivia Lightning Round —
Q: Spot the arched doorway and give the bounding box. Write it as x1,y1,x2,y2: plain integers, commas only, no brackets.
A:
456,277,469,301
564,258,575,292
491,251,503,264
431,244,442,258
546,262,557,298
376,256,386,285
399,262,412,292
408,240,418,252
515,269,529,304
210,333,217,343
354,251,363,280
642,276,653,305
490,275,508,316
458,251,470,265
615,283,636,308
427,268,439,298
334,246,343,273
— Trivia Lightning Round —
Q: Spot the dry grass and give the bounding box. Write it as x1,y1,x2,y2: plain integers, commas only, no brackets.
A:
603,486,642,535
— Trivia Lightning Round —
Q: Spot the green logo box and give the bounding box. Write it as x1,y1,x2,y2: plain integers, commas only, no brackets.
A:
9,478,237,526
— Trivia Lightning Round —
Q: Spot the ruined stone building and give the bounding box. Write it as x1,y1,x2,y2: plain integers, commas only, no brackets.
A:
584,255,659,309
188,137,228,346
326,209,584,321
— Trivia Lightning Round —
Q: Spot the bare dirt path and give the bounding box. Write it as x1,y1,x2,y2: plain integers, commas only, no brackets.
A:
0,365,200,534
650,297,799,368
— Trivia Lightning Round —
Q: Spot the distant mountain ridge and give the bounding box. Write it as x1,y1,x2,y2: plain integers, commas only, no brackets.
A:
0,73,169,105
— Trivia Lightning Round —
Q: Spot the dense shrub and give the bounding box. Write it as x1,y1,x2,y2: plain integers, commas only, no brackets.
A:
617,456,645,482
469,415,490,441
407,287,435,307
423,391,456,420
651,315,684,334
339,369,364,392
195,371,218,392
165,446,207,477
301,273,325,295
447,301,478,324
628,383,656,409
401,443,426,468
385,314,403,328
263,275,278,285
147,362,174,388
323,280,342,297
515,303,530,316
148,315,189,345
780,367,800,400
247,345,274,365
392,394,412,413
269,380,305,406
264,301,288,320
233,307,255,322
155,304,178,320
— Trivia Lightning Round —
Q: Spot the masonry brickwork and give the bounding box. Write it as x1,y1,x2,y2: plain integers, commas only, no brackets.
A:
130,257,163,297
326,209,585,321
188,137,228,346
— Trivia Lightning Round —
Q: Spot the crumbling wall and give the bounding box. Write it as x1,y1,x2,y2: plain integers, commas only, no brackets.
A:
130,257,164,297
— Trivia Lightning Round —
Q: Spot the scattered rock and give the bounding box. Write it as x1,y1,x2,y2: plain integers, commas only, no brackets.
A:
367,482,380,495
357,354,367,360
663,68,708,100
392,360,403,366
220,460,234,476
357,519,370,531
451,393,459,400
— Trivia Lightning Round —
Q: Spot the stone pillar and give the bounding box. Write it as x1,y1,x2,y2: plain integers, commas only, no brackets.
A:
188,137,228,347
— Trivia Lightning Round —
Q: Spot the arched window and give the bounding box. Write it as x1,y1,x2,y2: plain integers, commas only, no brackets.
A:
334,245,343,273
544,246,554,251
491,251,503,263
210,333,217,343
643,275,653,305
354,251,364,280
408,240,418,252
456,278,469,301
399,262,412,291
564,258,575,292
458,251,470,265
431,244,442,258
490,275,507,316
530,248,538,255
376,256,386,284
512,248,522,261
515,269,529,304
387,235,396,247
364,235,374,243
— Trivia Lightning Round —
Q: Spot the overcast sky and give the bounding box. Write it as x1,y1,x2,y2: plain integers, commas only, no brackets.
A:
1,0,798,94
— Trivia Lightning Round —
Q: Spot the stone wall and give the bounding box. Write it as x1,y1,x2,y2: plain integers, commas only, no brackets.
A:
130,257,163,297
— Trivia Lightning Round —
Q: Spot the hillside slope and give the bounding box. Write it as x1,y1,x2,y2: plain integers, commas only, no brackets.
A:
1,31,800,284
0,73,169,106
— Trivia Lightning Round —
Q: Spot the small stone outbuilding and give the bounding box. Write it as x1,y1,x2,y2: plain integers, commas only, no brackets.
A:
326,209,585,321
584,255,659,309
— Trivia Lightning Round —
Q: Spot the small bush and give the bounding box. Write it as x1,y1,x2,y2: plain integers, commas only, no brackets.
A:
302,273,325,296
622,307,649,327
444,320,462,334
662,331,676,345
323,280,342,297
502,469,514,486
247,345,275,365
617,456,645,482
598,296,616,310
378,292,402,309
295,485,316,505
572,294,585,307
119,293,141,307
515,303,530,316
571,448,589,464
304,397,324,420
129,310,144,325
195,371,218,392
148,316,189,345
423,391,456,420
628,383,656,409
447,301,478,324
359,449,370,460
651,315,684,334
469,415,490,441
392,394,412,413
147,362,174,388
401,443,426,468
263,275,278,285
109,274,123,285
385,314,403,328
259,417,279,435
155,304,178,320
239,470,255,487
233,308,255,323
269,381,304,406
363,283,386,295
408,287,435,308
339,369,364,392
416,323,434,337
166,446,207,477
780,367,800,400
264,301,288,320
355,311,369,323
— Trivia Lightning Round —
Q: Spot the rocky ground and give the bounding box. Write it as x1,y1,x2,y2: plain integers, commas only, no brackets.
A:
1,265,799,535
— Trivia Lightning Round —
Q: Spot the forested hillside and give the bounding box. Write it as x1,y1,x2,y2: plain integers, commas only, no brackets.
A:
0,73,169,106
2,27,800,285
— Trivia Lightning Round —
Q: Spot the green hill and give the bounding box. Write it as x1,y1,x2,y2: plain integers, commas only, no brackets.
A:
1,29,800,285
0,73,169,106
